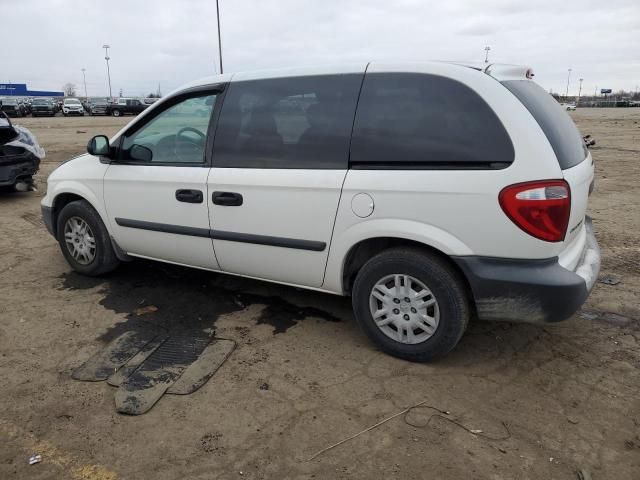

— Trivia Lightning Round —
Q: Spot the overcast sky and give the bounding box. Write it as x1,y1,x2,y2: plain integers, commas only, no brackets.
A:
2,0,639,97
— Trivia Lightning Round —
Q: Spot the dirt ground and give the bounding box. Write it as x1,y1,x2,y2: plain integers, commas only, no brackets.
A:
1,110,639,480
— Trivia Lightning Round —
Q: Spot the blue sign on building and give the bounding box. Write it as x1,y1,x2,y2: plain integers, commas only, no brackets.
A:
0,83,64,97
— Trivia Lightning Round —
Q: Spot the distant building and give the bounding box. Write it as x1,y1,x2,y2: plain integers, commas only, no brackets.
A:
0,83,64,97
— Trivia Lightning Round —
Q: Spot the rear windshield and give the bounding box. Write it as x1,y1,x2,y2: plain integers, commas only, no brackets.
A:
503,80,587,169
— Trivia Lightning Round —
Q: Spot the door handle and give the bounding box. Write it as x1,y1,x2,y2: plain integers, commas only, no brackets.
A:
175,189,203,203
212,191,243,206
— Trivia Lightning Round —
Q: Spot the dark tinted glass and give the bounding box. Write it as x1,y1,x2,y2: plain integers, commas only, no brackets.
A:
213,74,363,169
503,80,586,169
350,73,514,168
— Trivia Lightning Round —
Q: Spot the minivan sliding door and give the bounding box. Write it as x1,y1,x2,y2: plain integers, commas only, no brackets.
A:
208,71,365,287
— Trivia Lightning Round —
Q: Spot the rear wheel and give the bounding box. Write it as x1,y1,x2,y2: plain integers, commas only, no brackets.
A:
56,200,120,276
112,109,121,117
352,247,469,362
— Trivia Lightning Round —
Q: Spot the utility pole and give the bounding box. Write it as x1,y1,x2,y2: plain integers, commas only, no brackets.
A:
216,0,223,74
565,68,572,100
103,44,113,99
484,46,491,63
578,78,583,105
81,68,88,100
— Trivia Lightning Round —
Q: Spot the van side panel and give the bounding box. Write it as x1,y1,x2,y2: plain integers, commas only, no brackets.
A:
323,63,565,293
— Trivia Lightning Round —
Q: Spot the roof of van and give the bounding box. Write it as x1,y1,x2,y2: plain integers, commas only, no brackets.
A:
175,61,533,92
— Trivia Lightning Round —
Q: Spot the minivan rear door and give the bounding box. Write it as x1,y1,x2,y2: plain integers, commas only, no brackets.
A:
208,69,365,287
502,79,593,249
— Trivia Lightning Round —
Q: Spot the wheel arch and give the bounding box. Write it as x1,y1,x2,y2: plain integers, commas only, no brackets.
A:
340,237,474,299
50,189,105,238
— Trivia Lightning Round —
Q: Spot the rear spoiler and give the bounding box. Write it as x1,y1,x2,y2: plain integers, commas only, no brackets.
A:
484,64,535,82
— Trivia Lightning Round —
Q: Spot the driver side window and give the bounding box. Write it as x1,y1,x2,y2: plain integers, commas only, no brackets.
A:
121,94,217,164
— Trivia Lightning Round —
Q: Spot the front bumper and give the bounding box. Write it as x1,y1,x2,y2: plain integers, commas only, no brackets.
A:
0,154,40,187
453,217,600,324
42,205,55,236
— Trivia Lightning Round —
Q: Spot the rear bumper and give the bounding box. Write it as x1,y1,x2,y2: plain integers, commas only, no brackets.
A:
453,217,600,324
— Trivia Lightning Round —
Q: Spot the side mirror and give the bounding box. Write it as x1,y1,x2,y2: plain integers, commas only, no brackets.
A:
130,144,153,162
87,135,110,157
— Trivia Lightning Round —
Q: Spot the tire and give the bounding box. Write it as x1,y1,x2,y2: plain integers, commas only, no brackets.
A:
56,200,120,276
352,247,470,362
112,109,121,117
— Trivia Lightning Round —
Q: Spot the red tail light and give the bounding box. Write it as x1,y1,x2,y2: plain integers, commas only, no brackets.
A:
499,180,571,242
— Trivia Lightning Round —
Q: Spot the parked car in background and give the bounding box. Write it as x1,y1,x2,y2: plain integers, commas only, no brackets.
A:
560,103,577,111
88,97,110,116
21,99,32,116
0,98,27,117
62,98,84,116
31,98,57,117
106,98,148,117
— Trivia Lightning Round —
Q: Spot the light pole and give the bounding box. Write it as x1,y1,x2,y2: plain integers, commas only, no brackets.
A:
103,44,113,99
81,68,88,100
216,0,223,74
484,46,491,63
578,78,583,105
565,68,572,100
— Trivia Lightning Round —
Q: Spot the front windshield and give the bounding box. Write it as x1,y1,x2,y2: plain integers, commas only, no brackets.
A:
2,98,18,105
65,99,81,105
32,99,50,105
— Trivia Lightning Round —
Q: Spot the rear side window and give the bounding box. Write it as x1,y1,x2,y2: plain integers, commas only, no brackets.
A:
350,73,514,169
503,80,587,170
213,74,362,169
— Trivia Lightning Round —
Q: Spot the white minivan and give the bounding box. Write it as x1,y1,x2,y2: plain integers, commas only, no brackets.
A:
42,62,600,361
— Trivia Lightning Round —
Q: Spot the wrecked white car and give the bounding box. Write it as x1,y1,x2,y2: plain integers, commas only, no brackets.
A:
0,113,45,191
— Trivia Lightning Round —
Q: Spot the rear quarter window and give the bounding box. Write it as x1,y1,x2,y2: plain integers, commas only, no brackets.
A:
350,73,514,169
502,80,587,170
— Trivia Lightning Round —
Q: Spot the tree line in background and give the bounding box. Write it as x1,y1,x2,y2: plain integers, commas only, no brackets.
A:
61,83,162,99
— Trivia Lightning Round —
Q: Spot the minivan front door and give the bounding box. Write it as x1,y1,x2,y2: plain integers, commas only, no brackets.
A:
103,91,221,270
208,71,365,287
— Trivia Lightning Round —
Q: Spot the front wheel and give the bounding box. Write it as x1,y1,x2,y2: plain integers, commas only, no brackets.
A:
112,109,121,117
352,247,470,362
56,200,120,276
